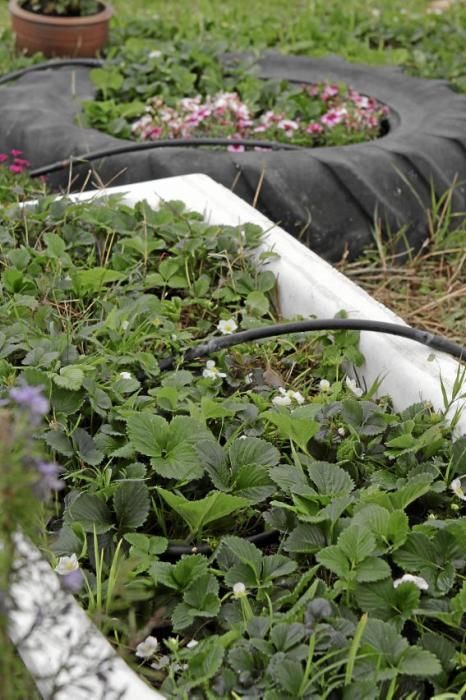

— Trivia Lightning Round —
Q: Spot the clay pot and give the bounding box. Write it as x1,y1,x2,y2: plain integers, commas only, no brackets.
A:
8,0,113,58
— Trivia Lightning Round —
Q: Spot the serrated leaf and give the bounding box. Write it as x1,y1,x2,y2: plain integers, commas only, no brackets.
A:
356,579,420,622
307,461,354,497
268,653,304,695
317,545,350,578
338,525,376,564
73,267,124,294
157,488,249,535
113,481,150,531
354,557,392,583
43,429,74,457
398,647,442,676
53,365,85,391
262,554,297,581
73,427,104,466
284,523,326,554
270,623,306,652
219,536,263,576
126,413,167,456
67,493,113,534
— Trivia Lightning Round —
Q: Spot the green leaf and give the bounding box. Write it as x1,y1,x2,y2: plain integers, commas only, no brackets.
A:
317,545,350,578
126,413,167,457
53,365,85,391
172,574,220,631
261,554,297,581
72,267,125,294
73,427,104,466
113,481,150,531
284,523,326,554
355,579,421,622
124,532,168,556
219,536,263,577
157,488,249,535
67,493,113,534
397,647,442,676
263,410,318,452
307,461,354,497
43,429,74,457
354,557,391,583
338,525,376,564
268,653,304,695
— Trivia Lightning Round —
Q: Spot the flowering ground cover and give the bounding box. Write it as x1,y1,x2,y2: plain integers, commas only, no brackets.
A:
81,40,389,149
1,194,466,698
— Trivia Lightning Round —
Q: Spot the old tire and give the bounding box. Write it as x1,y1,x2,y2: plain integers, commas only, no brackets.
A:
0,52,465,261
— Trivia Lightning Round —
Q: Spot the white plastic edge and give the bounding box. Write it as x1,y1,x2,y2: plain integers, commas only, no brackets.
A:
9,173,465,700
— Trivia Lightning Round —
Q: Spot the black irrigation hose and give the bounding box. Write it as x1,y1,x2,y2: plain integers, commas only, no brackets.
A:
166,529,279,557
159,318,466,371
0,58,104,85
29,138,303,177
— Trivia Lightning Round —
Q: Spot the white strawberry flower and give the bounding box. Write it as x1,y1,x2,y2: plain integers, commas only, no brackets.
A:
54,554,79,575
135,635,159,659
450,477,466,501
233,582,247,599
186,639,199,649
217,318,238,335
345,376,363,397
202,360,226,379
119,371,132,380
318,379,331,392
272,387,305,406
393,574,429,591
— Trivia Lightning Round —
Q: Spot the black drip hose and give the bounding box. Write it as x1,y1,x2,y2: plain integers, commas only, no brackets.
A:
29,138,302,177
159,318,466,371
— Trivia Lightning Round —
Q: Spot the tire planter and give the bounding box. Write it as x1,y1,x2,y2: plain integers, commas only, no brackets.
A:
1,54,466,260
8,174,466,697
8,0,112,58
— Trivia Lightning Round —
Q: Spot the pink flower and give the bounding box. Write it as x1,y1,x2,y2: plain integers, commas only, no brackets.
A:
321,85,339,100
14,157,30,167
253,125,267,133
0,153,9,163
321,109,346,127
277,119,299,133
306,122,324,135
10,149,23,157
9,164,25,174
149,126,163,139
227,144,245,152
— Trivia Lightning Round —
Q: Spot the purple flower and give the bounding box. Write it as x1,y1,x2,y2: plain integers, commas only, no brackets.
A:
9,383,49,423
36,460,64,492
61,568,84,593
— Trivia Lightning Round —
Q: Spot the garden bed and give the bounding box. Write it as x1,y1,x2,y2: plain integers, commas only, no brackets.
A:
5,174,466,699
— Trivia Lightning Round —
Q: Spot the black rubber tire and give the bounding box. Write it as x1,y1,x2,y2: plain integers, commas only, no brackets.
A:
1,52,465,261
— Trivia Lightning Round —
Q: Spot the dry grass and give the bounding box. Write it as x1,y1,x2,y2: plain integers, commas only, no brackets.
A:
339,245,466,343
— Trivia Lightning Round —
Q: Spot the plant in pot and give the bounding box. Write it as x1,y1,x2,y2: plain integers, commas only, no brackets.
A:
9,0,113,58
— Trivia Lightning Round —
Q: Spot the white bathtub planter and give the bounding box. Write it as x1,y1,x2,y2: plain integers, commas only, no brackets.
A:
8,173,465,698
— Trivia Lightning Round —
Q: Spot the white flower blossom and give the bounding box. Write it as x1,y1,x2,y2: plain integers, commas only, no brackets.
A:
233,582,247,599
149,50,162,59
135,635,159,659
119,371,132,380
337,427,346,437
393,574,429,591
186,639,199,649
345,376,363,397
54,554,79,576
202,360,227,380
217,318,238,335
272,393,292,407
272,387,305,406
121,320,129,331
450,477,466,501
319,379,331,392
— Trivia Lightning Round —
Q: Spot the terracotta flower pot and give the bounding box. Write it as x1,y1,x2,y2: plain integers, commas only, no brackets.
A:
8,0,113,58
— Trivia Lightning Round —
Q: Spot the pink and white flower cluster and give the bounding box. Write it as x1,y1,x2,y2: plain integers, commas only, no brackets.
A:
0,149,31,174
130,82,389,149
